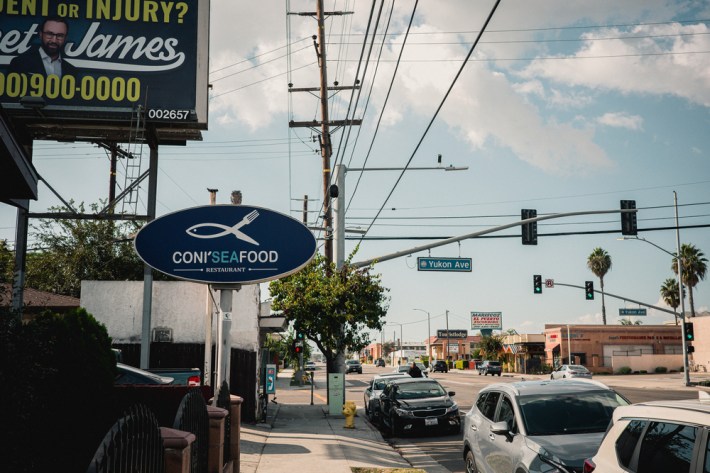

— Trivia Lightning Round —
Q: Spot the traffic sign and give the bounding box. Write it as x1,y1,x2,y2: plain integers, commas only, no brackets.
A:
619,308,647,316
417,257,472,272
545,279,554,288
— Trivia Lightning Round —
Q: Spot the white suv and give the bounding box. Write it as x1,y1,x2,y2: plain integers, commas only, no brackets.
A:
463,379,629,473
584,392,710,473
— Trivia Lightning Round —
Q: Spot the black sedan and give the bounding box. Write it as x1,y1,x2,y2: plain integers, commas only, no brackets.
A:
378,377,460,436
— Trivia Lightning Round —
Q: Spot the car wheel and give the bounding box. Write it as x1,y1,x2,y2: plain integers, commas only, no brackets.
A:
497,373,501,376
550,374,554,380
478,371,482,376
465,450,479,473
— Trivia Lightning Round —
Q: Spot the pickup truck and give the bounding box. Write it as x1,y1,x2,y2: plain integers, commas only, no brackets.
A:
148,367,202,386
112,349,202,386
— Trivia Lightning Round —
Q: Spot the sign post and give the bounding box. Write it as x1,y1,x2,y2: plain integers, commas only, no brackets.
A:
134,205,316,395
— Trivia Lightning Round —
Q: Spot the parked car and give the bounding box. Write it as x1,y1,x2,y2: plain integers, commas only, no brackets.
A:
305,361,316,371
463,379,630,473
431,360,449,373
551,364,592,380
477,360,502,376
394,362,429,377
374,358,386,367
363,373,411,422
584,391,710,472
345,359,363,374
379,377,460,436
115,363,175,385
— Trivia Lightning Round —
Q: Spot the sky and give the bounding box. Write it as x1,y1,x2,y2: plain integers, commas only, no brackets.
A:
2,0,709,346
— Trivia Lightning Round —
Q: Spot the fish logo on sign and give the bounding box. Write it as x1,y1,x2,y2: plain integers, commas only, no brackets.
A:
186,210,260,246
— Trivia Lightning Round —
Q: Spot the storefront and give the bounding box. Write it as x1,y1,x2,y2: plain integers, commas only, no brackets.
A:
544,324,682,374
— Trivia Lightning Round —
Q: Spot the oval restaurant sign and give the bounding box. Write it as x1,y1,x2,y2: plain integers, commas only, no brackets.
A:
134,205,317,284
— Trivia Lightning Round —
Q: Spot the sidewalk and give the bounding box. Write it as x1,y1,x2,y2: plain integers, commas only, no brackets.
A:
239,369,450,473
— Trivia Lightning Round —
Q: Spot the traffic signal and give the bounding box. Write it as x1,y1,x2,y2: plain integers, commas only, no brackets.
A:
684,322,694,341
585,281,594,300
292,340,303,354
688,345,695,353
296,331,305,341
522,209,538,245
533,275,542,294
620,200,637,236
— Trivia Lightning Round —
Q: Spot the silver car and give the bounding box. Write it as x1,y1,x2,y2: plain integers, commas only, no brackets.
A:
363,373,410,422
550,364,592,380
462,379,629,473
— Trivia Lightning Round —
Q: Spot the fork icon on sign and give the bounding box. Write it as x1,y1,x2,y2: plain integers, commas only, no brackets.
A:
186,210,260,246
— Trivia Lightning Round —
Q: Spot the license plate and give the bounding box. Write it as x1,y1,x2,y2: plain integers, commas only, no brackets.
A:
425,417,438,426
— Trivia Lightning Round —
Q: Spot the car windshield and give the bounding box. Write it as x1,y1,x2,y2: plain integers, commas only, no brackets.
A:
519,391,628,435
346,360,359,365
487,361,501,367
568,365,588,371
374,377,406,390
394,381,446,399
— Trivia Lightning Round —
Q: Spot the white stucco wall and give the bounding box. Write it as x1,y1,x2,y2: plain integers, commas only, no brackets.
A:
80,280,261,351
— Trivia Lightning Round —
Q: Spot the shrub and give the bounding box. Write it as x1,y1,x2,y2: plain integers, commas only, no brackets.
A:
655,366,668,373
2,308,116,472
617,366,632,375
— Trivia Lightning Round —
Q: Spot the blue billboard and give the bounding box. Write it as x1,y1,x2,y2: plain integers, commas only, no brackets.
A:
0,0,209,126
134,205,317,284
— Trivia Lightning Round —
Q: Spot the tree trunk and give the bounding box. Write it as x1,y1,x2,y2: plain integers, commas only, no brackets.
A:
689,285,696,317
600,277,607,325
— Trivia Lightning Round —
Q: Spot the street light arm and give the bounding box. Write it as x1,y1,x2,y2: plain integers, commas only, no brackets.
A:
619,236,677,258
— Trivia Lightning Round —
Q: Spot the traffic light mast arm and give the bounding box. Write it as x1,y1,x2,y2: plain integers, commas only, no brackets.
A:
352,208,637,268
553,282,677,316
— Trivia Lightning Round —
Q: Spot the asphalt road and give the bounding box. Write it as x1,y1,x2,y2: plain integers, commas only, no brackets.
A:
338,364,702,473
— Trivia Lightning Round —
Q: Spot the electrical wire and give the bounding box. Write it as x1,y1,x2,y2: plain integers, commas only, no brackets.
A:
354,0,503,246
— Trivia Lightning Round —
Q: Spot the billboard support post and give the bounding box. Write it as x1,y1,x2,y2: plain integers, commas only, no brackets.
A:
139,139,158,369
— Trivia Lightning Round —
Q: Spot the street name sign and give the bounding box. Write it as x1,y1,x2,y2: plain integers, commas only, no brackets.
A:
135,205,317,284
417,257,472,272
619,308,647,316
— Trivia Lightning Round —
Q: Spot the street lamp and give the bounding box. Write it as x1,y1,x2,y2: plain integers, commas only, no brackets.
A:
618,230,689,386
413,308,431,362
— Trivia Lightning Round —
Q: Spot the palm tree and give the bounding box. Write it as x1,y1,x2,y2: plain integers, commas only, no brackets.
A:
672,243,708,318
660,278,683,325
587,248,612,325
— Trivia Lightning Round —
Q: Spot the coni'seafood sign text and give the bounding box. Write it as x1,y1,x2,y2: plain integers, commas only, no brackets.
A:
0,0,207,123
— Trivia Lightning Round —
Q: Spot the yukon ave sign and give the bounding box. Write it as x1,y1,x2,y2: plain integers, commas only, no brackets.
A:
134,205,317,284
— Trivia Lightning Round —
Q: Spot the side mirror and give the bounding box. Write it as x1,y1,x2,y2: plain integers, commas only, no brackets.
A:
490,421,510,436
448,391,456,397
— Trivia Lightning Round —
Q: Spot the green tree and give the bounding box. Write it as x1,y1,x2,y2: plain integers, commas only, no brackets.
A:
25,202,148,297
477,334,504,360
269,253,389,373
0,239,14,284
672,243,708,318
660,277,683,325
587,247,612,325
620,318,642,325
382,340,396,363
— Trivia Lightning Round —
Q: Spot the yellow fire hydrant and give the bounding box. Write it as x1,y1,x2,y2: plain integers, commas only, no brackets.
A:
342,401,357,429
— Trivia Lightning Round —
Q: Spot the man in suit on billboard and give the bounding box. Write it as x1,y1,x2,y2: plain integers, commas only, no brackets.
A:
9,17,78,78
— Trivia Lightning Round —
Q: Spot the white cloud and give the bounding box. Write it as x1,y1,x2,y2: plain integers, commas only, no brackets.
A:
521,22,710,107
598,112,644,130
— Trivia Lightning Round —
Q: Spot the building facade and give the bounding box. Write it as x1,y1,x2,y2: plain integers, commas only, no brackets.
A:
544,324,683,374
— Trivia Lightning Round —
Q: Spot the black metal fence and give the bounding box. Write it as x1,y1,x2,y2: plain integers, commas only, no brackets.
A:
215,381,232,464
173,389,210,473
86,404,164,473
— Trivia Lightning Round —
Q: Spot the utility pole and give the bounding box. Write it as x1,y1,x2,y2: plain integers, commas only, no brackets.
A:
445,310,450,364
302,194,308,224
288,2,360,267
